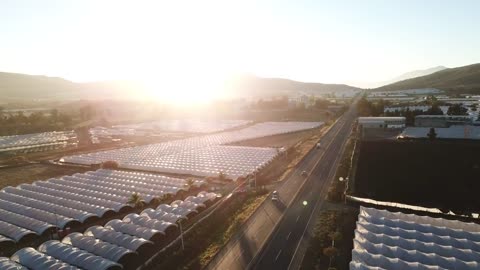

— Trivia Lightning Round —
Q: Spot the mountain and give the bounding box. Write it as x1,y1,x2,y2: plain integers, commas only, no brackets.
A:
0,72,361,101
353,66,447,88
375,63,480,92
0,72,145,101
386,66,447,85
226,75,361,98
0,72,80,100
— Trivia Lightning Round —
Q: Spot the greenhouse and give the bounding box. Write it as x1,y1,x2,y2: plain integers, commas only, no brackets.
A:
0,131,78,155
351,206,480,270
60,121,323,178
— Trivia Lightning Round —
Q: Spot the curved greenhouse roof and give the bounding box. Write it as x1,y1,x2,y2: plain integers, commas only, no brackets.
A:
38,240,122,270
351,206,480,270
11,247,79,270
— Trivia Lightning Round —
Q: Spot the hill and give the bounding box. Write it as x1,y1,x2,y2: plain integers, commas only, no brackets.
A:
0,72,361,101
376,63,480,92
0,72,80,100
385,66,447,85
227,75,361,97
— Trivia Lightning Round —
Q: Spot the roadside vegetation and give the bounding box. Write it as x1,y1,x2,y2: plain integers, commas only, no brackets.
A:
300,209,358,270
146,189,268,269
327,123,357,203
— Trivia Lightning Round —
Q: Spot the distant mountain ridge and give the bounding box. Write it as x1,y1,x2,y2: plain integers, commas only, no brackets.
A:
0,72,361,101
387,66,447,85
353,66,447,88
375,63,480,92
226,75,361,97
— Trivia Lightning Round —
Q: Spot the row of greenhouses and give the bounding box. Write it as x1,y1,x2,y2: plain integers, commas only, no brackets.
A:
61,122,323,179
0,170,204,250
0,191,219,270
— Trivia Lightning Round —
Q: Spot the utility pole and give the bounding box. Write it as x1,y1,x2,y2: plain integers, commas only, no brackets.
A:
178,220,185,251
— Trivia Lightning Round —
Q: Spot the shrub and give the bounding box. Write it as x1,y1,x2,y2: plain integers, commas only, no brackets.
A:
101,160,119,169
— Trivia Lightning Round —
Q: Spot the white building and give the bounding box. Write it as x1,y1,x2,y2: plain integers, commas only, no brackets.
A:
358,117,406,129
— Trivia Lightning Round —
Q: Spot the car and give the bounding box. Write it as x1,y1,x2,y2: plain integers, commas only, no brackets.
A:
271,190,279,201
316,143,321,149
301,171,308,177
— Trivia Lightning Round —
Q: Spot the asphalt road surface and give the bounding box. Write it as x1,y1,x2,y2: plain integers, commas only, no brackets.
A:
207,104,357,270
250,106,357,270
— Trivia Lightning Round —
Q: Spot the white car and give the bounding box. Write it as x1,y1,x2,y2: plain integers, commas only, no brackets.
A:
271,190,279,201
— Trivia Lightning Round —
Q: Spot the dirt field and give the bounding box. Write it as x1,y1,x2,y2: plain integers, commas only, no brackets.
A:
0,163,90,190
354,140,480,214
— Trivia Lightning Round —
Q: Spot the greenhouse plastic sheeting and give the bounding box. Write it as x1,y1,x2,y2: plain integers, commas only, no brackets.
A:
0,257,28,270
0,191,96,223
84,226,153,252
11,247,79,270
0,208,54,235
351,206,480,269
105,219,161,240
62,232,135,263
0,220,36,242
123,214,176,234
38,240,121,270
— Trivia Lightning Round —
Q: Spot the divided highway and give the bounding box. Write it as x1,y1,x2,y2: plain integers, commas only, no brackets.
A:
207,104,358,270
250,106,357,270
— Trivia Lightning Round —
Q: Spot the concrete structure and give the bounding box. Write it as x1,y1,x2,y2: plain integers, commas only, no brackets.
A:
414,115,472,128
288,95,316,108
358,117,406,129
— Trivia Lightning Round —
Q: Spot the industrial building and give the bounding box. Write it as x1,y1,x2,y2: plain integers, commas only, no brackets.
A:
357,117,406,129
414,115,472,127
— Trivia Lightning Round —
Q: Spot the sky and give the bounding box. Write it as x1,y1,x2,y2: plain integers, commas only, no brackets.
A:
1,0,480,90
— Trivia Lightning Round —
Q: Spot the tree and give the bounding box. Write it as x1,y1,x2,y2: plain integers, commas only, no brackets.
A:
426,104,444,115
425,95,438,105
323,246,339,268
127,192,144,209
447,104,468,115
427,127,437,141
328,231,343,247
50,109,59,122
101,160,119,169
218,171,227,181
186,178,195,189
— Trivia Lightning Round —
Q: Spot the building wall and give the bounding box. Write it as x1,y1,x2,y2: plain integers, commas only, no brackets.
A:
415,118,448,128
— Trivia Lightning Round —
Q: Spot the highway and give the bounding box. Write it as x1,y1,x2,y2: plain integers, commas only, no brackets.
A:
250,105,357,270
207,103,357,270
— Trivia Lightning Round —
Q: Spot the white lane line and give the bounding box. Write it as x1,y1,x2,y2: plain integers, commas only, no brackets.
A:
286,232,292,240
275,249,282,261
296,216,300,223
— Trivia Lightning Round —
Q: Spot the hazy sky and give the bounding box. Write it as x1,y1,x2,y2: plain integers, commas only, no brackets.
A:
1,0,480,88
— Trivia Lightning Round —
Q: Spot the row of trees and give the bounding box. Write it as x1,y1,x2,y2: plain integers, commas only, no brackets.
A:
0,109,73,136
0,105,97,136
357,95,475,125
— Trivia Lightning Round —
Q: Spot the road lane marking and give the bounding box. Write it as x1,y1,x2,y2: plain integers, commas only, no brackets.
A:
286,119,356,270
275,250,282,261
296,216,300,223
286,232,292,240
242,111,354,270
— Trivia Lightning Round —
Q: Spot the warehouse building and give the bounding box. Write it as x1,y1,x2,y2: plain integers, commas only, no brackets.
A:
358,117,406,129
414,115,472,128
